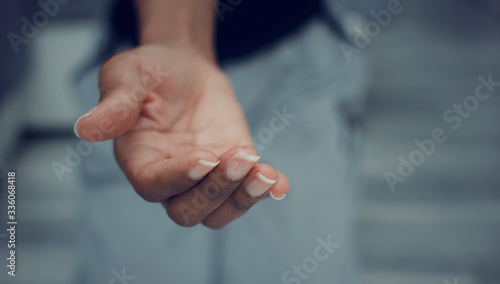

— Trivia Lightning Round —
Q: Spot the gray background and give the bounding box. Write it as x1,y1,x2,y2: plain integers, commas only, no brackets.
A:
0,0,499,283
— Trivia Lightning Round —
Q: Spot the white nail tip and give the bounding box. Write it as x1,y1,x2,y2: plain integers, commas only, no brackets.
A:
73,112,93,138
197,160,220,167
255,172,278,185
188,160,219,180
270,191,286,200
232,152,260,162
245,173,278,198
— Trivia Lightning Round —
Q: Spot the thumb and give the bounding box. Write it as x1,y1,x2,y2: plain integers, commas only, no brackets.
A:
73,86,144,142
74,52,149,142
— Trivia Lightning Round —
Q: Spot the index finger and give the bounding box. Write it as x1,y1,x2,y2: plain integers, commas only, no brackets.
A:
114,132,220,202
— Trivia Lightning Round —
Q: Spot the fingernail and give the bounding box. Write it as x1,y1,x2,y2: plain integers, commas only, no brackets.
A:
246,172,278,198
73,106,97,138
270,191,286,201
188,159,220,180
226,152,260,180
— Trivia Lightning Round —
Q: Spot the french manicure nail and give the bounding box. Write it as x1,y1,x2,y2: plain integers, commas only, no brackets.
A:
246,172,278,198
73,106,98,138
226,152,260,180
188,159,220,180
270,191,286,201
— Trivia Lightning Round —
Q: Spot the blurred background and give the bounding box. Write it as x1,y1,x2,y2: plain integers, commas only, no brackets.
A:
0,0,499,283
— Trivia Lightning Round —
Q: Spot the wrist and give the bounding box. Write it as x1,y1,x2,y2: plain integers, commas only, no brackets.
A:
135,0,216,63
140,35,215,63
139,37,217,66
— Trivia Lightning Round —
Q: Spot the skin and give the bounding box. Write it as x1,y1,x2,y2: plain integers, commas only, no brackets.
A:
74,0,290,229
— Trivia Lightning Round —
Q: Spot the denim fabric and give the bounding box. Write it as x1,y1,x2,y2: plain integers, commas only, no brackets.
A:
76,17,369,284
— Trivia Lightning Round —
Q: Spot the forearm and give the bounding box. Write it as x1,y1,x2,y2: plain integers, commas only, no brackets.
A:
134,0,215,59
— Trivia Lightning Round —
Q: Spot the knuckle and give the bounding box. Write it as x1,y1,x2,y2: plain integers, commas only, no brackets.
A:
131,165,165,203
166,201,200,227
171,216,198,227
229,196,253,212
133,184,160,203
202,219,225,230
98,57,117,82
98,51,138,85
200,182,228,201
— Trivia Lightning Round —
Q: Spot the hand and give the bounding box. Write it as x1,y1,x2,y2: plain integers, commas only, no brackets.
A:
74,43,290,229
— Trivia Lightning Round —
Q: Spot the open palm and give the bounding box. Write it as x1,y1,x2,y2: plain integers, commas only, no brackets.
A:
75,43,289,228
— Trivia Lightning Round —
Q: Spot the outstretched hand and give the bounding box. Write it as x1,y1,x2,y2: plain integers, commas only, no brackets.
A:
74,43,289,228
